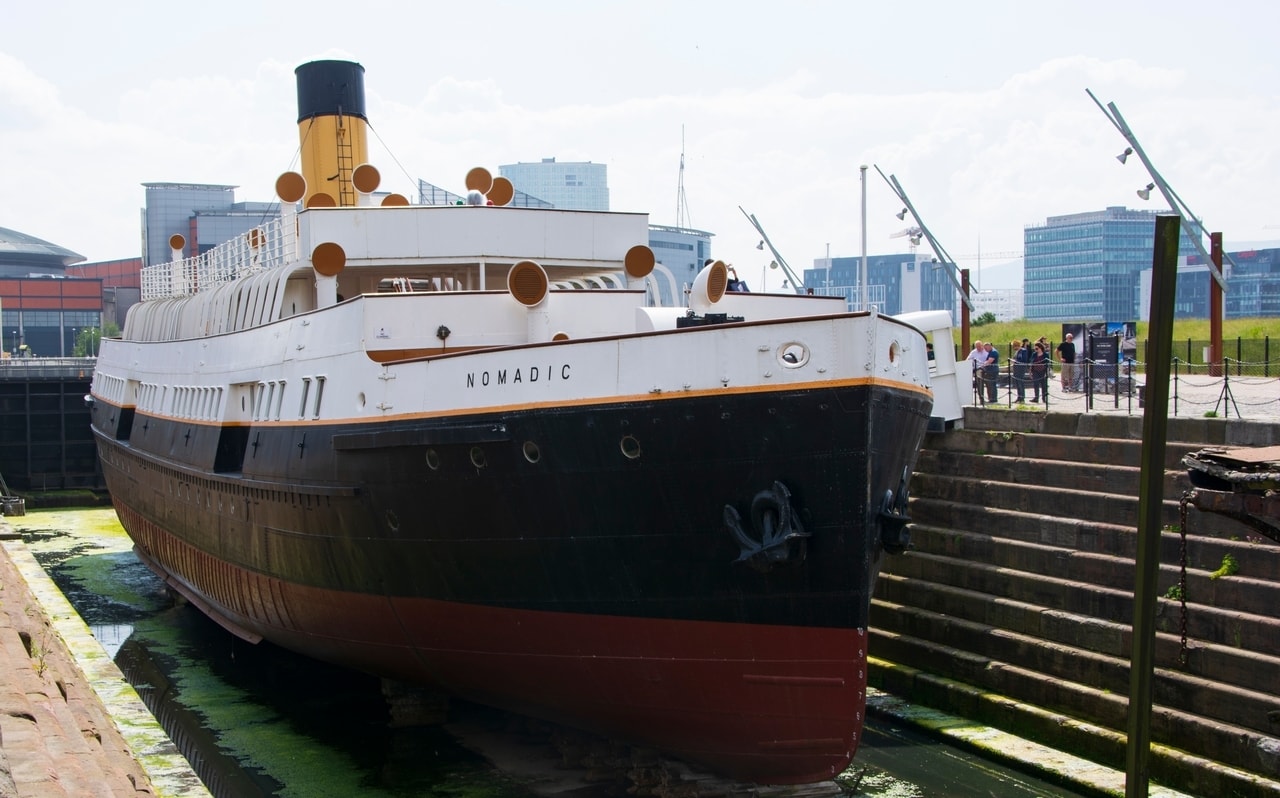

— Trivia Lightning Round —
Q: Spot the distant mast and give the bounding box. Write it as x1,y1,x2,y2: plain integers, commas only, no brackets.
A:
675,125,691,229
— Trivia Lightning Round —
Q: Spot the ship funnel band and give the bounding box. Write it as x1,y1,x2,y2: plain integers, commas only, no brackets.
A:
724,481,810,573
295,60,367,123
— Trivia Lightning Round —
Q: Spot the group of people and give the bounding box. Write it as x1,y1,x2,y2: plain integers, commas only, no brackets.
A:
966,333,1077,405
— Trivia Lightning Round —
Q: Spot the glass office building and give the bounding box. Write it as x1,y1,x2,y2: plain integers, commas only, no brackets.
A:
801,253,958,318
1023,207,1196,322
500,158,609,211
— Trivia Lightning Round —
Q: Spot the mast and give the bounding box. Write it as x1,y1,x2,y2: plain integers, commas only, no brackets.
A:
675,125,691,228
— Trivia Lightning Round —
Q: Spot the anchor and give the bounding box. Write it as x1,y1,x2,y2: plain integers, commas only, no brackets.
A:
879,468,912,554
724,481,809,572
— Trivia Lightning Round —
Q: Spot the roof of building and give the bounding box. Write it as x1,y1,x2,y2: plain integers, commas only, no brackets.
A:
0,226,85,269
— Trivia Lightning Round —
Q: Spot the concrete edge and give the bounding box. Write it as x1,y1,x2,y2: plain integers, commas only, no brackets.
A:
1,538,212,798
865,659,1194,798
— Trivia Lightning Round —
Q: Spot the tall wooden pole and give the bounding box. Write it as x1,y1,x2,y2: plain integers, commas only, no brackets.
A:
1126,214,1181,797
961,268,971,357
1209,233,1224,377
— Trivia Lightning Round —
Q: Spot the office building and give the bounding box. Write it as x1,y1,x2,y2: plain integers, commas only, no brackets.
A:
142,183,278,267
1138,246,1280,320
1023,206,1196,322
0,226,101,358
499,158,609,211
801,253,958,318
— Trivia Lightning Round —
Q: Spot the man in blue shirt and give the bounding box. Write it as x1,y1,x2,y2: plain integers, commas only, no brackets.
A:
983,342,1000,403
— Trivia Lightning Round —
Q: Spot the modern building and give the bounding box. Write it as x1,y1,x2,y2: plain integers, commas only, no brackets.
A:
0,227,101,358
801,252,959,318
416,179,553,209
648,224,713,303
142,183,278,267
499,158,609,211
1138,246,1280,320
1023,206,1197,322
971,288,1024,322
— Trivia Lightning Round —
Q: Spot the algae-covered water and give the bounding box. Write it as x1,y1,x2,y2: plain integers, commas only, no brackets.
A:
11,507,1086,798
14,507,539,798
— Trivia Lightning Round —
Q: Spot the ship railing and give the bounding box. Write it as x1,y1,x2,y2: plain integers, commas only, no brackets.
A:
141,215,297,301
0,357,97,380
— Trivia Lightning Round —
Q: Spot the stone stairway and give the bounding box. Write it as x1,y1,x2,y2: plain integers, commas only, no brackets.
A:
871,409,1280,797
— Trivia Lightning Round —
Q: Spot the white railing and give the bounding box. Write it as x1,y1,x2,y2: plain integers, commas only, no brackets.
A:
141,215,297,301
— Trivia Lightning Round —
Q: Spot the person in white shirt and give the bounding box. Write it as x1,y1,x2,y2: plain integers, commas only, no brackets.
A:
965,341,986,402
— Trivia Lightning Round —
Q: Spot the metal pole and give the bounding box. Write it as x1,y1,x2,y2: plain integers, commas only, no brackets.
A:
1126,213,1181,798
860,165,868,311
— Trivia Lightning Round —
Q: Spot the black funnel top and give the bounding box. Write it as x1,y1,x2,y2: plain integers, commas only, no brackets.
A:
295,60,367,123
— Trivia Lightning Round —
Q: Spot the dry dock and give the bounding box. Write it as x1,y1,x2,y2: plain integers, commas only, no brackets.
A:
0,533,207,798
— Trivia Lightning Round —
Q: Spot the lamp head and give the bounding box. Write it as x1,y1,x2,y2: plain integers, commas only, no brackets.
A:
895,208,908,221
1117,147,1133,165
1137,183,1155,201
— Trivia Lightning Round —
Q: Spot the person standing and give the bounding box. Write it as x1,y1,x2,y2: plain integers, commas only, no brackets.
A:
1031,342,1049,403
1056,333,1077,392
1012,339,1031,403
983,341,1000,404
966,340,986,403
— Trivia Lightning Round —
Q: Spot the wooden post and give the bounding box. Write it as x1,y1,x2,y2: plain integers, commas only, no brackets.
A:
960,268,971,357
1209,233,1224,377
1126,214,1180,797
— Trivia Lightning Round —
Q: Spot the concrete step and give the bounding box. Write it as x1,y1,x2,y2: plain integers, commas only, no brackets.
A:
907,498,1280,581
902,523,1280,617
865,630,1280,794
915,445,1195,499
874,572,1280,698
879,549,1280,659
957,408,1280,449
869,597,1280,740
923,427,1206,470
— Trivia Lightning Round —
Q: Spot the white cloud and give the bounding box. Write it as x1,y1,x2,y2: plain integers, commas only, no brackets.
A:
1,2,1277,293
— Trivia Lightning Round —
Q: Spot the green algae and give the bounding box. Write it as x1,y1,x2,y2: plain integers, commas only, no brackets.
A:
14,507,167,615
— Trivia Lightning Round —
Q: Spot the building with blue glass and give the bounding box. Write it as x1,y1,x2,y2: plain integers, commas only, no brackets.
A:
801,253,959,318
1023,206,1198,322
499,158,609,211
1139,246,1280,319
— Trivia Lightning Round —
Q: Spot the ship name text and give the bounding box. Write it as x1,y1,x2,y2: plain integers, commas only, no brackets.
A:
467,364,572,389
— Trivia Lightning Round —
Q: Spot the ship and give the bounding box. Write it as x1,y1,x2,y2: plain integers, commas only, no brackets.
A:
88,59,957,785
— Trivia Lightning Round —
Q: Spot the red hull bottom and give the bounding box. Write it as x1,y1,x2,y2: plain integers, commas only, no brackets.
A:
120,503,867,785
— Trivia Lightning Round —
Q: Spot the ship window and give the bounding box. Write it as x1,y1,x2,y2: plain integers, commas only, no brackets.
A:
299,377,312,419
254,382,267,420
263,383,275,421
313,375,326,419
273,380,287,420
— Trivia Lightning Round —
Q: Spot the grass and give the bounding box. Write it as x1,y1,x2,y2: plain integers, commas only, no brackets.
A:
956,317,1280,351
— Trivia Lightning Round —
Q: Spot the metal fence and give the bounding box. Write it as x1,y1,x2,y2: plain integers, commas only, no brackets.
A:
971,356,1280,420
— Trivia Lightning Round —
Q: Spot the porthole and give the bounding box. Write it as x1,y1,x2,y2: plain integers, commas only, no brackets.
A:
779,342,809,368
385,509,400,532
888,340,901,365
522,441,541,464
425,448,440,471
620,434,642,460
470,447,487,469
357,392,366,410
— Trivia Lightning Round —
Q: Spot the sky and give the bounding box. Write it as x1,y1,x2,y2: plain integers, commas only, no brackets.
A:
3,0,1278,292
